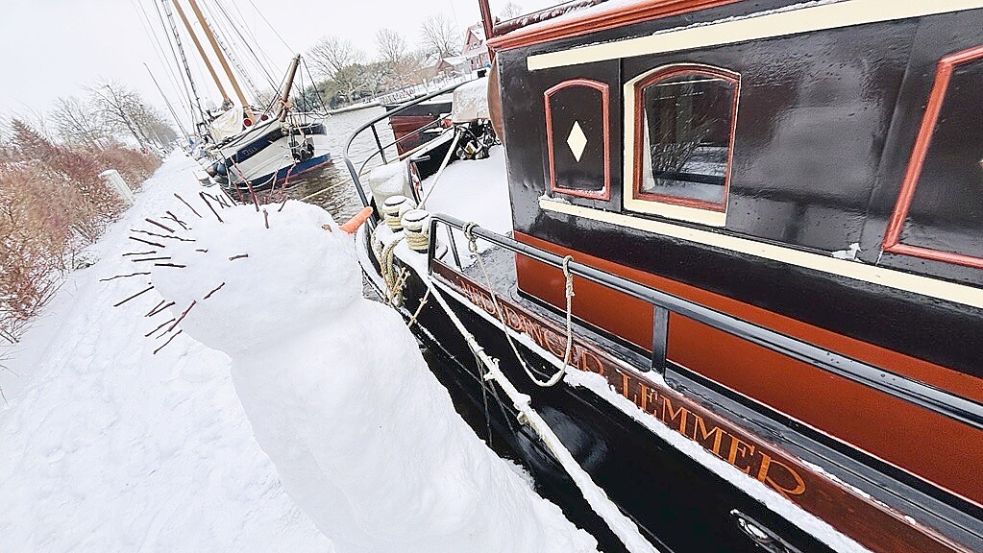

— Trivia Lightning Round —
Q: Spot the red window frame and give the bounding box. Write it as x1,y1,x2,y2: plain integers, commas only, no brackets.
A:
881,44,983,270
631,65,740,213
544,78,612,200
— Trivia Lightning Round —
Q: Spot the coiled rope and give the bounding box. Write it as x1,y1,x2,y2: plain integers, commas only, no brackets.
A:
463,223,575,387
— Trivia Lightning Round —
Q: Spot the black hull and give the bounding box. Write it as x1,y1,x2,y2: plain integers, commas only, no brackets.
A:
389,269,834,553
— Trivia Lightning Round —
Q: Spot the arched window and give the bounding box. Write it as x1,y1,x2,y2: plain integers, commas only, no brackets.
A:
624,64,740,226
882,44,983,269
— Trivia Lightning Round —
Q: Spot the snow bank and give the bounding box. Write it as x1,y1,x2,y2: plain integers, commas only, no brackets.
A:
0,155,331,553
148,198,598,553
0,153,596,553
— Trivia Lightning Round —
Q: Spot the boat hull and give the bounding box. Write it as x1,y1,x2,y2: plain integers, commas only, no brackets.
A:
210,118,332,192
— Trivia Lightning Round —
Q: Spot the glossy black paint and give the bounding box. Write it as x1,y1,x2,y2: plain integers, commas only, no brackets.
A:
400,273,837,553
495,6,983,376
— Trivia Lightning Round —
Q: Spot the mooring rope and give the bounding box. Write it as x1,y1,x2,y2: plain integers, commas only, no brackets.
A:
420,274,660,553
463,223,575,388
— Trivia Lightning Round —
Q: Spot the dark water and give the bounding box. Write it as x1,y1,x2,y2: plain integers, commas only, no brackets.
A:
284,106,397,222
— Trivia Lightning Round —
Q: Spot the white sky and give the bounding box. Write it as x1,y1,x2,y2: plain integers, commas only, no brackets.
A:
0,0,514,123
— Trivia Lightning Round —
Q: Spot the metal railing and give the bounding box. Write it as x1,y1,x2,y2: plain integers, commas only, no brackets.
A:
343,81,473,215
427,214,983,431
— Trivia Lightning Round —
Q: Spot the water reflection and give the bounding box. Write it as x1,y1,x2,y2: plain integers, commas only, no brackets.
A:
285,105,397,221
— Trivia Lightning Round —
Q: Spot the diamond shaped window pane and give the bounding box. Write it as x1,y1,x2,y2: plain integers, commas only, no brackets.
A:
566,121,588,162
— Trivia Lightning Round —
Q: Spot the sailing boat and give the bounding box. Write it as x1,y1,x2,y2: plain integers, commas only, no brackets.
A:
161,0,331,192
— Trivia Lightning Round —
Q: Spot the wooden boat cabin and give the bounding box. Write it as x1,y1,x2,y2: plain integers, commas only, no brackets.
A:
351,1,982,552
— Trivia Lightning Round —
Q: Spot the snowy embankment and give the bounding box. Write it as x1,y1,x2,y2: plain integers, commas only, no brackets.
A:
0,155,331,552
0,154,597,553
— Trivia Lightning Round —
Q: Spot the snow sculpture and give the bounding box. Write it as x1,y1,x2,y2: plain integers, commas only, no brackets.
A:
142,198,597,553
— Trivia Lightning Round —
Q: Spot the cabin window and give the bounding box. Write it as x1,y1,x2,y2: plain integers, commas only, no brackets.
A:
624,65,740,226
544,79,611,200
883,45,983,269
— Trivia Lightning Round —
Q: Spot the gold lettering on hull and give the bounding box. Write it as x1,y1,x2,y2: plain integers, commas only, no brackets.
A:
434,264,962,553
454,275,806,498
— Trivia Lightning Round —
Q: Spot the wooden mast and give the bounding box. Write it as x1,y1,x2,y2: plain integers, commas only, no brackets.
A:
170,0,230,106
276,55,302,122
184,0,256,122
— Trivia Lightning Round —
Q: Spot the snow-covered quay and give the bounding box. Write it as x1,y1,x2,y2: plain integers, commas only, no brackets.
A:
0,155,596,553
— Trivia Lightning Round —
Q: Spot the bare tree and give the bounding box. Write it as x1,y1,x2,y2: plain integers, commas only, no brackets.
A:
500,2,524,19
376,28,407,68
420,14,461,59
51,96,111,150
90,82,148,150
307,37,361,80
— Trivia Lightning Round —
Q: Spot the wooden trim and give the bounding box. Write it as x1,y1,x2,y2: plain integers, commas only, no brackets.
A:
434,259,973,553
513,231,983,507
882,44,983,270
630,64,740,214
486,0,741,52
544,79,612,201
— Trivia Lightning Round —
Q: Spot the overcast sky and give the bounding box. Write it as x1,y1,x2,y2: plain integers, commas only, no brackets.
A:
0,0,529,124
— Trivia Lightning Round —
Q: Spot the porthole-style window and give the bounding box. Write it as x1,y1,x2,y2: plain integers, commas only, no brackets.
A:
624,64,740,226
883,45,983,269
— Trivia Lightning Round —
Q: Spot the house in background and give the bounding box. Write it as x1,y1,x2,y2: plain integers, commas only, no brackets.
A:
434,56,468,77
461,22,490,71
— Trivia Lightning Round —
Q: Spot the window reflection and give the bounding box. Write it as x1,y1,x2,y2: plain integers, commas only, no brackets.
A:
637,71,738,210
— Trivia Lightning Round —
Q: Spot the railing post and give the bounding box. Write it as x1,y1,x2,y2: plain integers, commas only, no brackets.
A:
370,124,388,164
651,305,669,373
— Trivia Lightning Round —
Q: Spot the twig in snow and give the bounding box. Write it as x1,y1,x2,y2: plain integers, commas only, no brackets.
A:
263,209,270,229
146,300,175,318
203,282,225,300
153,263,187,269
129,236,166,249
174,193,202,218
153,330,182,355
99,272,151,282
166,300,196,332
163,211,189,230
145,318,176,337
113,285,154,307
228,253,248,261
131,256,171,263
145,218,175,234
199,192,224,223
130,229,194,242
122,250,157,257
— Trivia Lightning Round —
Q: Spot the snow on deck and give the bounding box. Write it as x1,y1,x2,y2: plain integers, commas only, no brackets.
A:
420,144,512,235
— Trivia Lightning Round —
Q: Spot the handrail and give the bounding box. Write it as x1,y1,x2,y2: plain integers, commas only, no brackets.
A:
426,214,983,431
343,80,473,214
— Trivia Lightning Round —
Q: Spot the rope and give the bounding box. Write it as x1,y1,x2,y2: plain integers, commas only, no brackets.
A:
420,276,659,553
380,236,408,306
463,223,575,388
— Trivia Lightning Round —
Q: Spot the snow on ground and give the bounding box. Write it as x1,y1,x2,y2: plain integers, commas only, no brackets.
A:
0,153,596,553
0,155,331,553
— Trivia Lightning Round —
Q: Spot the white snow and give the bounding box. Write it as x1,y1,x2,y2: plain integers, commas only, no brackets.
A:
0,155,330,553
419,144,513,264
0,154,597,553
451,77,490,122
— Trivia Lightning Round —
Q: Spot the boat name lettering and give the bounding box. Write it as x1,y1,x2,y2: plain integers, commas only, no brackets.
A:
451,273,805,498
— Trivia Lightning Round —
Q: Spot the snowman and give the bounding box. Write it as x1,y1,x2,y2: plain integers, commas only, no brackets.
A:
146,199,599,553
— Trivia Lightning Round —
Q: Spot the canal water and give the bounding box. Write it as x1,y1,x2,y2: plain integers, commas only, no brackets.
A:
284,105,397,222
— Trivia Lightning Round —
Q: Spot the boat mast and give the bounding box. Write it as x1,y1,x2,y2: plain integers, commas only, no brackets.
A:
170,0,231,107
156,0,204,129
185,0,256,122
144,62,191,139
199,6,264,103
276,54,301,122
